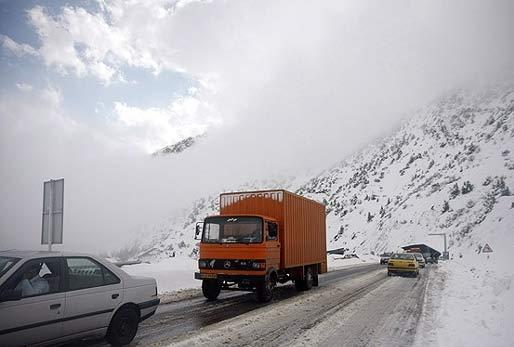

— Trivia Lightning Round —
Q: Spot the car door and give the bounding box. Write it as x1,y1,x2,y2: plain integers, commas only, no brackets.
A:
0,257,65,347
62,257,123,337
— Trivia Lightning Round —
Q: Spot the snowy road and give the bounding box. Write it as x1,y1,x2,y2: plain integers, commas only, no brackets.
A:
81,264,430,347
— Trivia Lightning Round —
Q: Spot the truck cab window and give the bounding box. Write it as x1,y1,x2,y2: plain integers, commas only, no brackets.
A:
204,223,220,242
267,222,278,240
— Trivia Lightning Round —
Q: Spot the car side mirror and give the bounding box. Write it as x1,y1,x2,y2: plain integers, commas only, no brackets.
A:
195,222,204,240
0,289,22,302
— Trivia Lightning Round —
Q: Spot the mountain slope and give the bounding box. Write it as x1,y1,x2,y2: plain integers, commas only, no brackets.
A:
152,134,204,157
134,84,514,262
298,84,514,256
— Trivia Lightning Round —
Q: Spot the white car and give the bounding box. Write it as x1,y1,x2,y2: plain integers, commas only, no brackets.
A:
0,250,159,346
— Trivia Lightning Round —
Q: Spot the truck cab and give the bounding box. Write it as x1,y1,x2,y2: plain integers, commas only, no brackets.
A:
195,215,280,302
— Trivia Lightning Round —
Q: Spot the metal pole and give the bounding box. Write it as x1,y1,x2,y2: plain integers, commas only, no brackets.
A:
48,180,53,252
443,234,447,254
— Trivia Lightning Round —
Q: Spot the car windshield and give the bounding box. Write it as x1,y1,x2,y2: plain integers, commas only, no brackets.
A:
380,253,392,257
202,216,263,244
391,253,415,260
414,254,424,261
0,256,20,278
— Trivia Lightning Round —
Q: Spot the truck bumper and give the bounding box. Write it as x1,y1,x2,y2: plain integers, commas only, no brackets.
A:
195,272,265,282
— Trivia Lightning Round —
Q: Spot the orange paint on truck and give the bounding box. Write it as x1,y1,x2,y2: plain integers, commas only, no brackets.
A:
195,190,327,302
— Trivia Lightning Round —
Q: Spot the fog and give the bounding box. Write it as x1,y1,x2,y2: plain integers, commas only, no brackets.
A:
1,0,514,254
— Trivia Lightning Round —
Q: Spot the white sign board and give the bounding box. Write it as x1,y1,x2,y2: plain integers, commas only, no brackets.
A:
482,243,493,253
41,179,64,246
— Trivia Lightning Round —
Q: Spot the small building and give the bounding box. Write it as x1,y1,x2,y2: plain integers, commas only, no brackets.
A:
402,244,441,263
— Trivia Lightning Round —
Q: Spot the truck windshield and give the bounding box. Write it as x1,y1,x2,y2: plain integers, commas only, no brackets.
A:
202,217,263,244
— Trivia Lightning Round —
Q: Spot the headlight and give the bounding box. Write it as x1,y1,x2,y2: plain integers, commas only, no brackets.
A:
252,261,266,269
198,260,208,268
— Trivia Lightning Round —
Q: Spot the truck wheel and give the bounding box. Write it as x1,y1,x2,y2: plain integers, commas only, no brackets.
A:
295,267,314,291
106,306,139,346
304,267,314,290
256,276,274,303
202,279,221,300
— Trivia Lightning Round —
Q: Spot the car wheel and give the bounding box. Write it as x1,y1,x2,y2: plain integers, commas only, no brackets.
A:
202,279,221,300
387,271,391,276
106,307,139,346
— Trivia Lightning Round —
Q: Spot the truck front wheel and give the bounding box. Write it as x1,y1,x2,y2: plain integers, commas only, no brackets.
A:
256,274,274,303
202,279,221,300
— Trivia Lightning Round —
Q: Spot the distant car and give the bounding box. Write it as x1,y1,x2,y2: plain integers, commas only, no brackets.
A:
411,253,426,268
425,256,438,264
387,253,419,277
0,250,160,346
379,252,392,265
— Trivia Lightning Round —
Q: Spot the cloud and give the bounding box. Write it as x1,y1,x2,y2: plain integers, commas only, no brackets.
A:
15,82,33,92
3,0,514,254
28,6,86,77
1,34,38,57
111,88,221,152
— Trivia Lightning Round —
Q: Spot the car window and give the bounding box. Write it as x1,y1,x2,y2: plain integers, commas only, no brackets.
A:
66,257,120,291
391,253,415,260
2,258,62,298
0,256,20,278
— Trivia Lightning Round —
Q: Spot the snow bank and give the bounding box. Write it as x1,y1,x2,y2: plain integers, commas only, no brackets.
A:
327,253,379,270
121,256,199,293
415,197,514,347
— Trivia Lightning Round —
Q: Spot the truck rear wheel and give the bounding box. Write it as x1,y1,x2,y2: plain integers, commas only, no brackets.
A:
202,279,221,300
295,267,314,291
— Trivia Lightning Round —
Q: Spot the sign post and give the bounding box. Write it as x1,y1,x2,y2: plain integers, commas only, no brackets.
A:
42,179,64,251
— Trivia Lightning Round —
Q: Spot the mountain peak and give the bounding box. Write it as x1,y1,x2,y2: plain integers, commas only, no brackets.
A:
152,134,205,157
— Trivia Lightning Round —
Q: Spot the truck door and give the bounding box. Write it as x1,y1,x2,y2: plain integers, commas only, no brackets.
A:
266,221,280,270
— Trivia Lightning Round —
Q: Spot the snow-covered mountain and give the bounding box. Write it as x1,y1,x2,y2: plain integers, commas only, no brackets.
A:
152,134,204,157
135,84,514,262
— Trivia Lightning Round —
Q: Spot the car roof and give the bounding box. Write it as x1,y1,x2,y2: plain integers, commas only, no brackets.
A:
0,249,99,259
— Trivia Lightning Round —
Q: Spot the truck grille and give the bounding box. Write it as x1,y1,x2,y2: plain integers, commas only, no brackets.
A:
199,259,265,271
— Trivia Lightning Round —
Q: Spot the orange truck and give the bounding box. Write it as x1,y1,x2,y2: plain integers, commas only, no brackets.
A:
194,189,327,302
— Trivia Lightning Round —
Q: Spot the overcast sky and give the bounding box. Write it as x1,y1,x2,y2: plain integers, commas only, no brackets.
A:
1,0,513,253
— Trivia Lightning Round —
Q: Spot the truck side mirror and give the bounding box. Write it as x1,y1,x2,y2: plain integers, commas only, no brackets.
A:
195,222,204,240
0,289,21,302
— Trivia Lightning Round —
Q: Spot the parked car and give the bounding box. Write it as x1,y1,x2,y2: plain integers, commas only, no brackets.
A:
387,253,419,277
379,252,392,265
425,255,438,264
0,250,160,347
411,253,426,268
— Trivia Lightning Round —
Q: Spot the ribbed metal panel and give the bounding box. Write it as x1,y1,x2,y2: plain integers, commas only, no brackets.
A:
219,190,326,271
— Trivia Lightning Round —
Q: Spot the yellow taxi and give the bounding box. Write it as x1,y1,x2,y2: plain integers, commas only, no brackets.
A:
387,253,419,277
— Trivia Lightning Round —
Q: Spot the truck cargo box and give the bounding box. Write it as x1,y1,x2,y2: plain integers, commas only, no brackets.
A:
220,190,326,270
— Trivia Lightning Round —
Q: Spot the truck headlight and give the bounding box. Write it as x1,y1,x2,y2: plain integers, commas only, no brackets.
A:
252,262,266,269
198,260,208,268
